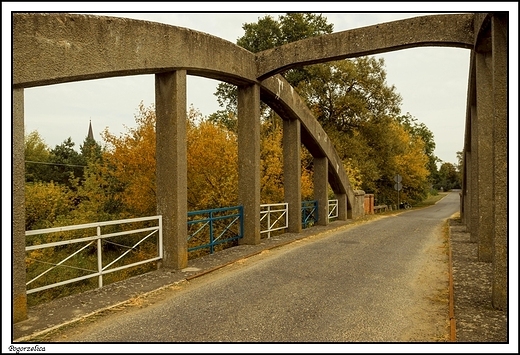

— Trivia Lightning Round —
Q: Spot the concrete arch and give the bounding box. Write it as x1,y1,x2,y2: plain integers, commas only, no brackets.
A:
255,14,475,79
13,13,258,88
260,75,354,203
13,12,357,216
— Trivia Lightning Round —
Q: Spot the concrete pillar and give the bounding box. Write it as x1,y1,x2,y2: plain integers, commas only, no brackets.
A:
238,84,261,245
155,70,188,269
336,193,347,221
283,118,301,233
491,14,508,311
469,103,479,242
314,157,328,226
463,150,472,230
13,88,28,323
475,46,494,262
354,190,366,217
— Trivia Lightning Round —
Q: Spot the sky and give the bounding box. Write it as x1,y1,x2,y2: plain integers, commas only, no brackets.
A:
5,2,518,168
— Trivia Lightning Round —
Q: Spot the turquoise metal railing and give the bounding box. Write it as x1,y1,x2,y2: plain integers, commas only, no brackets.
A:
301,200,318,229
187,206,243,254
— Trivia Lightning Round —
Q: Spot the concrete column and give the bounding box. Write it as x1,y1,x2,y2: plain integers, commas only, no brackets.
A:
283,118,301,233
336,193,347,221
469,103,479,242
314,157,328,226
475,48,494,262
491,14,508,311
238,84,261,245
155,70,188,269
463,150,472,230
13,88,27,323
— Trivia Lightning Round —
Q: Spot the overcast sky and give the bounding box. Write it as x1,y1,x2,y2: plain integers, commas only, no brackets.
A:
6,2,517,168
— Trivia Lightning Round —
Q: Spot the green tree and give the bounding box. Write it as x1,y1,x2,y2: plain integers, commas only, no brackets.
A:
226,13,434,203
435,162,461,191
80,134,102,165
48,138,86,187
25,130,52,183
212,13,334,120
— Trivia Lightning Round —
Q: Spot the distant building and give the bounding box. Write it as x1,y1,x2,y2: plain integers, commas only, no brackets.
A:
87,120,94,141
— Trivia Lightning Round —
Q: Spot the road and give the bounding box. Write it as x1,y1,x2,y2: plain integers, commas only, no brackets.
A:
48,192,460,344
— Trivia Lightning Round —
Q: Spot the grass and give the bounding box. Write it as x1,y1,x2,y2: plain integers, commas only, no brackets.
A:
414,192,448,208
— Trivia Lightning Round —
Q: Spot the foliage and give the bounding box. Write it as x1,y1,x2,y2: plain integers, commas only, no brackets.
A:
298,59,402,132
212,13,334,119
25,131,51,183
25,181,75,230
435,162,461,191
209,13,437,203
46,138,86,187
79,102,157,219
187,107,239,210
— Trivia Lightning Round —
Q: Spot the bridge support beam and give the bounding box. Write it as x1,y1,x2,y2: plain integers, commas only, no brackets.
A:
155,70,188,269
315,157,329,226
475,42,494,262
283,118,302,233
469,102,479,242
462,150,472,231
238,84,261,245
13,88,28,323
491,14,507,311
336,193,347,221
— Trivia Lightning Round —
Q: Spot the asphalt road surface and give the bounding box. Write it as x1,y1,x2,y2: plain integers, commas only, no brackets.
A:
50,192,460,345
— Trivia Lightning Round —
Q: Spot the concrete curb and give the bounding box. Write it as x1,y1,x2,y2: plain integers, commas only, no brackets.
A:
448,220,457,342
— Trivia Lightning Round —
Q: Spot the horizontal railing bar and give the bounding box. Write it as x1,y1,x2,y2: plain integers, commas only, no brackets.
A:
187,206,242,216
25,215,162,236
26,226,160,251
187,213,242,224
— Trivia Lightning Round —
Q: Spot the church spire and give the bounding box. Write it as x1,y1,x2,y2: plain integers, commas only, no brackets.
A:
87,120,94,141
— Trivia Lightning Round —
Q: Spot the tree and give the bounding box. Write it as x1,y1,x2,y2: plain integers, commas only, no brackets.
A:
212,13,335,120
47,138,86,187
435,162,461,191
25,181,74,230
187,108,239,211
25,130,52,183
80,134,102,165
211,13,434,201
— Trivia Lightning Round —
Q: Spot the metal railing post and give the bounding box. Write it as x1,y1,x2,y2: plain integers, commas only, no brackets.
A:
209,210,214,254
97,225,103,288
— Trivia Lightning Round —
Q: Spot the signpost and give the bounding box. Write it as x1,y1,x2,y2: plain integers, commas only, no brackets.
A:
394,174,402,208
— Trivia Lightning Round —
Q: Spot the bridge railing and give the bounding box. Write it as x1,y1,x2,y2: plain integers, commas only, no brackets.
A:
328,199,338,220
260,203,288,239
25,215,162,295
187,206,243,254
302,200,318,229
25,200,341,295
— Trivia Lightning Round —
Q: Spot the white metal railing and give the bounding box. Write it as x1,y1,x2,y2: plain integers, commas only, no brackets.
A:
328,199,338,220
25,215,162,294
260,203,288,238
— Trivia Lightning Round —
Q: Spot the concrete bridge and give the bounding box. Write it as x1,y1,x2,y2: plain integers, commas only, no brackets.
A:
12,12,508,323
